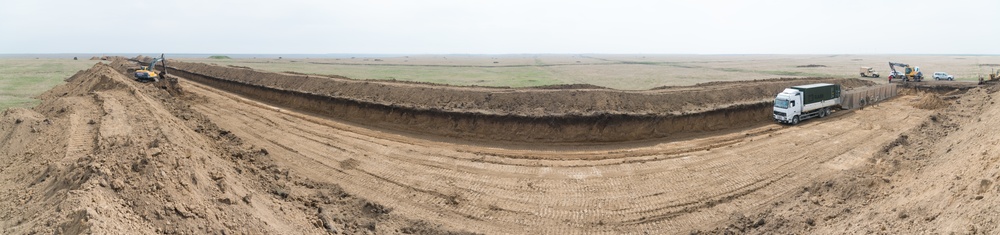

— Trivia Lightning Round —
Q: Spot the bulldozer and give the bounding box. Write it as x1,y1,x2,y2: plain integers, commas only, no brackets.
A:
888,62,923,82
859,67,879,78
134,54,167,82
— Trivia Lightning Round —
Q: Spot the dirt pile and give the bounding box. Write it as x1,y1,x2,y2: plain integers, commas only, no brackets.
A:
912,92,950,109
796,64,827,68
0,62,470,234
90,56,127,61
164,60,876,142
134,55,152,62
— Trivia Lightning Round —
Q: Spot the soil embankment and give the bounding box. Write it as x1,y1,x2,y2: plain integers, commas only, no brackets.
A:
0,62,471,234
159,60,874,143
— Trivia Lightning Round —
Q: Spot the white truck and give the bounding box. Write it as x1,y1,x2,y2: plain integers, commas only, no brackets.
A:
773,83,841,125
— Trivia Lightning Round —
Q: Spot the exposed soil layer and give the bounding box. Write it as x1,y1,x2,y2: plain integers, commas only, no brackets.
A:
160,60,874,143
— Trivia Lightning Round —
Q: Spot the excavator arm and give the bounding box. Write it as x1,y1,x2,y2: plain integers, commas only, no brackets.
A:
888,62,908,74
148,58,162,72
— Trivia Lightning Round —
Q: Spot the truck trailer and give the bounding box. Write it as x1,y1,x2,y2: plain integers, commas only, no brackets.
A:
773,83,841,125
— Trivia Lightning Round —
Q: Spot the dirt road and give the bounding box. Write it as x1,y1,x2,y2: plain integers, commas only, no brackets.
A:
180,75,934,233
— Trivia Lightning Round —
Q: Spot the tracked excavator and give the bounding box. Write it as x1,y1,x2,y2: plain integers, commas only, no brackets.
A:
134,54,167,82
888,62,923,82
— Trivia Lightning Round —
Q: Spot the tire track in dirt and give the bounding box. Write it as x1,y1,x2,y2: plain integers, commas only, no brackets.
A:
62,97,99,163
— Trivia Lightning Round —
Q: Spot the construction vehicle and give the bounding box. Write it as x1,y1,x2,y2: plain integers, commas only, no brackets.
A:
773,83,841,125
859,67,880,78
888,62,923,82
134,54,166,82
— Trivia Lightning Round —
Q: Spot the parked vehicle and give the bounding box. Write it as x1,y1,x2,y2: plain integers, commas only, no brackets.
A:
888,71,904,80
859,67,880,77
933,72,954,81
773,83,841,125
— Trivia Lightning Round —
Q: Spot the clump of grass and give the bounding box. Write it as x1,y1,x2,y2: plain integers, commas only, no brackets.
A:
208,55,232,59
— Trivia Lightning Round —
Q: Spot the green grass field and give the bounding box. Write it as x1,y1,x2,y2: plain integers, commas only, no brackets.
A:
0,59,100,111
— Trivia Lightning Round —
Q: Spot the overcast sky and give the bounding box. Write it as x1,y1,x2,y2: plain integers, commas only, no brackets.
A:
1,0,997,54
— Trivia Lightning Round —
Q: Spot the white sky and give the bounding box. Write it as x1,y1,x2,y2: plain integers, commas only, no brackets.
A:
1,0,997,54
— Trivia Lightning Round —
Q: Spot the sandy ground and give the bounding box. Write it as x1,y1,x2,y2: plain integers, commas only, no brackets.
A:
178,69,951,233
1,60,998,234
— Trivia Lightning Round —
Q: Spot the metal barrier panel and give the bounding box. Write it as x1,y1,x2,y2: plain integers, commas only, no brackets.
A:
841,84,897,110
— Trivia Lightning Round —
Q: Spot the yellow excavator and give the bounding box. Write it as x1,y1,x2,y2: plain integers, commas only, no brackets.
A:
134,54,166,82
888,62,923,82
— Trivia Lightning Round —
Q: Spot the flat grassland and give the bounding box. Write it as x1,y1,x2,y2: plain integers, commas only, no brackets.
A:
183,54,1000,90
3,55,998,111
0,59,100,110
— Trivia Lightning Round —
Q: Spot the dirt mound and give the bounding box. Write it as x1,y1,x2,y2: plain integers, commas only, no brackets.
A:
133,55,152,62
796,64,827,68
912,92,949,109
108,58,138,71
165,60,879,142
0,63,469,234
530,84,610,89
685,77,874,88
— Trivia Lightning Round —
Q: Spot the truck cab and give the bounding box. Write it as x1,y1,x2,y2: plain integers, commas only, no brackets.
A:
773,89,802,124
773,83,841,125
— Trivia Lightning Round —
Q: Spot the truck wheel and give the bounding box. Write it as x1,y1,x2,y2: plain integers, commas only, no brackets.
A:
819,108,827,118
874,74,879,78
792,116,799,125
825,108,831,117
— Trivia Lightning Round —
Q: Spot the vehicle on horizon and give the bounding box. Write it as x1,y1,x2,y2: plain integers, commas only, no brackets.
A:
933,72,954,81
859,67,879,78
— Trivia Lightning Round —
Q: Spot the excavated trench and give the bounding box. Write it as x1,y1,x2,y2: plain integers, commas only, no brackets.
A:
148,59,876,143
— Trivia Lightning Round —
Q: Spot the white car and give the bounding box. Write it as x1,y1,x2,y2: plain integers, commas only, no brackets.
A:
933,72,954,81
888,71,904,79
